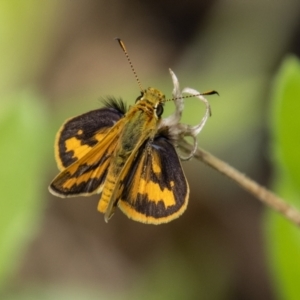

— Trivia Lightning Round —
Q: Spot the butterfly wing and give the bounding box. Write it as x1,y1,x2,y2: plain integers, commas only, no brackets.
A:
55,99,125,170
118,134,189,224
49,100,126,197
49,120,124,197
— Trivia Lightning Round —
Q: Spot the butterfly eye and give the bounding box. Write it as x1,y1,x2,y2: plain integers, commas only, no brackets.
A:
135,93,144,103
156,103,164,117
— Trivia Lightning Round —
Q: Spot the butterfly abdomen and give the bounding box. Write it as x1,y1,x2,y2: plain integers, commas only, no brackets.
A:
97,105,157,216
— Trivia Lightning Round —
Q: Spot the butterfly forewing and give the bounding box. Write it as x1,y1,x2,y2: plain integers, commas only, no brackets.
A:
55,101,125,170
50,102,126,197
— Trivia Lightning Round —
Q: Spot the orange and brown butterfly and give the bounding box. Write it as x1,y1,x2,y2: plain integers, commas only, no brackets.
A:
49,38,218,224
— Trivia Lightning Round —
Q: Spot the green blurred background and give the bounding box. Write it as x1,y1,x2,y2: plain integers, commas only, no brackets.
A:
1,1,300,299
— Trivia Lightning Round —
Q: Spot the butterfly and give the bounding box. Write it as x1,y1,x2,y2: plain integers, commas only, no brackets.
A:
49,39,217,224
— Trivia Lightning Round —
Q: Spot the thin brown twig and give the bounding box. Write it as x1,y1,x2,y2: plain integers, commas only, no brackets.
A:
178,139,300,227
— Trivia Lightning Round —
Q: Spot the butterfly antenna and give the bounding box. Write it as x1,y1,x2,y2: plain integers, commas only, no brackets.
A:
168,90,218,116
115,38,143,91
200,90,219,96
174,90,219,100
168,90,219,102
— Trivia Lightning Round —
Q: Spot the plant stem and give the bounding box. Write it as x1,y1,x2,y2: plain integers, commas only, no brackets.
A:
178,139,300,227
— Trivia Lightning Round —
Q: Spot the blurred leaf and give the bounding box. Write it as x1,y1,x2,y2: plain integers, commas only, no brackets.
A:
0,91,49,290
270,56,300,189
0,1,61,290
266,56,300,300
0,0,61,94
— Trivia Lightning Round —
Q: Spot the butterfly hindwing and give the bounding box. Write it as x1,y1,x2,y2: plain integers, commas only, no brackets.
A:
55,98,126,170
118,134,189,224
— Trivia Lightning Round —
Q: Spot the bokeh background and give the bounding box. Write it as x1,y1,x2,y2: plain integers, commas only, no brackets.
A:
1,1,300,299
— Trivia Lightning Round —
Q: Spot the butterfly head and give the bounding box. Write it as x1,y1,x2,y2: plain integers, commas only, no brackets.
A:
135,87,166,119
